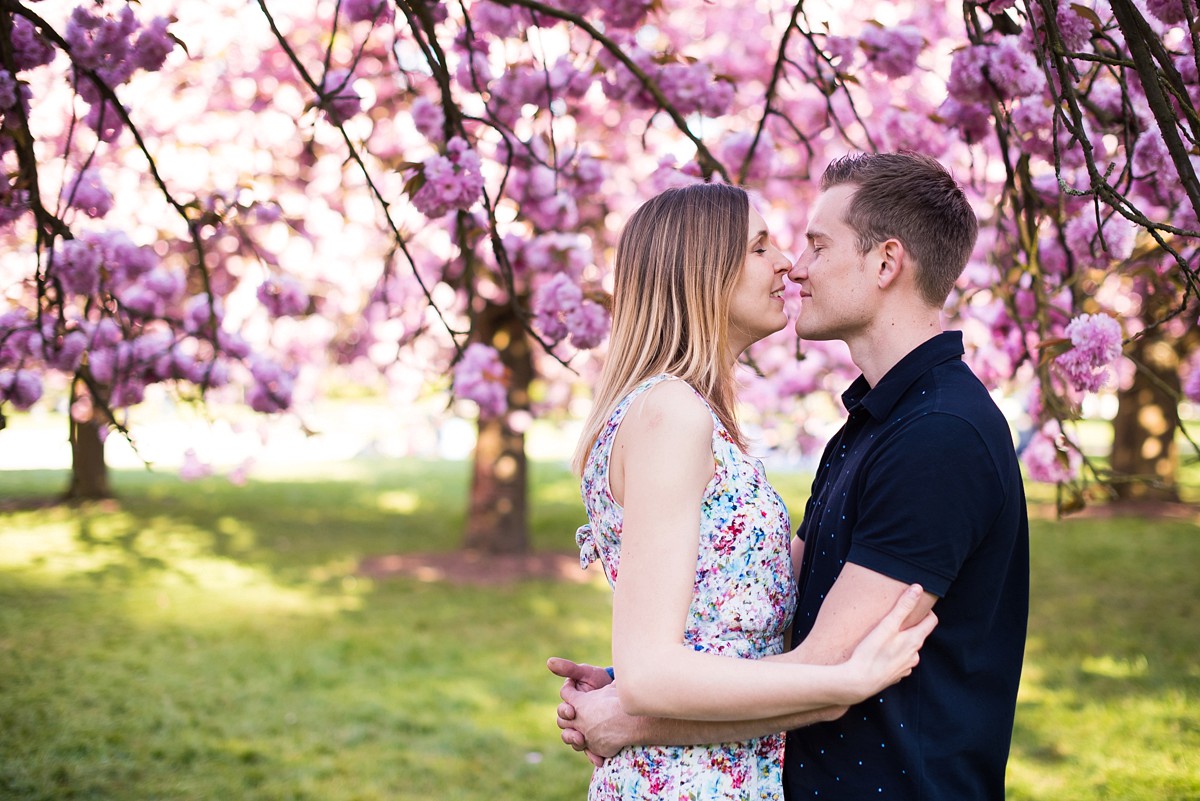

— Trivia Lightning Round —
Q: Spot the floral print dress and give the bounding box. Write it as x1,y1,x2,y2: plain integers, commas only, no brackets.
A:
575,374,797,801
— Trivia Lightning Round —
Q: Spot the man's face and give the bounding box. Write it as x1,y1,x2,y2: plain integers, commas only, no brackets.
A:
788,185,878,342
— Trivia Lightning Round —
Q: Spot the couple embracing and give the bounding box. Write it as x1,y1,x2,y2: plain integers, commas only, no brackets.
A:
549,152,1029,801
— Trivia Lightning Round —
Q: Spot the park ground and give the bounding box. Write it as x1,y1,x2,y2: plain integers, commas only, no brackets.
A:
0,416,1198,800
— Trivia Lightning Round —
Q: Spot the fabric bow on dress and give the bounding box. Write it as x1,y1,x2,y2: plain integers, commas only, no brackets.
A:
575,523,600,570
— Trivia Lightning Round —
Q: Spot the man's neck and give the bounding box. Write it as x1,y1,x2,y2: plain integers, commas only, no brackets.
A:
845,312,944,388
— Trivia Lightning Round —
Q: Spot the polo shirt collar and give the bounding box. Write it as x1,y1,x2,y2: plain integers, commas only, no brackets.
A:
841,331,966,421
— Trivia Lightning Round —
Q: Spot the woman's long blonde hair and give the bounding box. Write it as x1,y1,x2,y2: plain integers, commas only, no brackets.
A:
571,183,751,474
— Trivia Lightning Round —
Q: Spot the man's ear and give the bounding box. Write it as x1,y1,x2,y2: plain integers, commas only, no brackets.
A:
876,239,905,289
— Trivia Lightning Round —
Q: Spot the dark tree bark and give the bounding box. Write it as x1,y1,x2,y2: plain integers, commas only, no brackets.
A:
462,299,533,554
66,417,111,501
1110,331,1181,503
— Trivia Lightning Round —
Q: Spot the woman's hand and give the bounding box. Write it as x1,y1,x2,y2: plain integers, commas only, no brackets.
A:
842,584,938,702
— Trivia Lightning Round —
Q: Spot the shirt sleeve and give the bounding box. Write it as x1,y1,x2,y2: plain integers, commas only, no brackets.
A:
845,412,1006,597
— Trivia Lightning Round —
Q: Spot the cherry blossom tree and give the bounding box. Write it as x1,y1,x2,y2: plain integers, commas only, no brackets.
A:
1,0,1196,551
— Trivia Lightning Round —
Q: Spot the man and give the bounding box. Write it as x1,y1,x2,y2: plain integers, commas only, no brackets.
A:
550,152,1029,800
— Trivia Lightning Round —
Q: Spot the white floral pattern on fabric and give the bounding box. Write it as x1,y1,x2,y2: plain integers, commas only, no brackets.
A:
577,374,797,801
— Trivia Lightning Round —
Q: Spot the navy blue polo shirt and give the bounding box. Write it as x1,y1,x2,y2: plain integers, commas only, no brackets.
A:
784,331,1029,801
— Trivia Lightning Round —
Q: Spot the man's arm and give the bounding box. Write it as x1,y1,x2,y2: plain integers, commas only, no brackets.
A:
557,681,846,759
549,579,935,758
781,563,938,666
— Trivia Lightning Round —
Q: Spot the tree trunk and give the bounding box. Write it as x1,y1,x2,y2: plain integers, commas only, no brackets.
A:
1109,332,1180,503
462,300,533,554
67,416,111,500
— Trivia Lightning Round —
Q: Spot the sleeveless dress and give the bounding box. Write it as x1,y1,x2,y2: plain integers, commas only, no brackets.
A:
575,374,797,801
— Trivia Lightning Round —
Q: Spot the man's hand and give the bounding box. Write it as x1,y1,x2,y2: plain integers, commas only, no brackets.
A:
547,657,613,693
547,658,618,767
560,682,635,764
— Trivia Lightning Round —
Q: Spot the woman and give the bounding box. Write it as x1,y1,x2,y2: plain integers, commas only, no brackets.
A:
569,183,935,800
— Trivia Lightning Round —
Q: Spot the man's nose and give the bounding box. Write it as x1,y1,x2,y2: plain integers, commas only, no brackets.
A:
787,257,806,282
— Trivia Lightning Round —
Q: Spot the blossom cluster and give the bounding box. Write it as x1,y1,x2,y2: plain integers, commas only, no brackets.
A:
1054,314,1123,393
318,68,362,124
533,273,609,349
1021,424,1081,483
63,4,176,141
256,276,310,318
410,137,485,218
601,42,734,118
453,343,507,418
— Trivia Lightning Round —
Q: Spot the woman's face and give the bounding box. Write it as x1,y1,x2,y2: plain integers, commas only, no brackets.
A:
727,206,791,355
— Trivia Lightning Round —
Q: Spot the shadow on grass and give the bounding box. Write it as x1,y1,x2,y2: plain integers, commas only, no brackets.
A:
0,459,586,591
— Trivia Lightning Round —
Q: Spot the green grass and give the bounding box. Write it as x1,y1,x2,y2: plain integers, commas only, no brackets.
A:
1,461,1198,800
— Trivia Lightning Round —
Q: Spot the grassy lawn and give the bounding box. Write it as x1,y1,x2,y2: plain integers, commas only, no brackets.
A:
1,460,1198,800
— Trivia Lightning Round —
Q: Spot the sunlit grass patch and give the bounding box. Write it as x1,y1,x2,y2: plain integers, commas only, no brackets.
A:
1,461,1197,800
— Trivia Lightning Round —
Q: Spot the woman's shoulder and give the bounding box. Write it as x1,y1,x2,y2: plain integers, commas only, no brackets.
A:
623,376,715,439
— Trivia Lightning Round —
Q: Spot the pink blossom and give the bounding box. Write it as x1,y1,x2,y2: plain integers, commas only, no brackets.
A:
412,96,445,142
824,35,859,68
534,273,583,342
1133,124,1174,178
53,238,103,296
184,294,223,335
411,137,485,218
343,0,394,24
721,130,777,181
861,25,923,79
455,45,493,93
1021,424,1080,483
227,457,254,486
1184,355,1200,403
119,282,162,317
0,70,17,110
1056,5,1094,52
49,331,87,372
565,300,609,349
453,343,507,418
66,168,113,218
1146,0,1185,23
90,317,123,347
938,97,991,144
0,369,43,410
131,16,175,72
318,69,362,124
85,99,125,143
881,108,948,155
599,0,652,29
658,61,734,118
66,5,138,75
988,36,1045,99
1054,313,1122,392
179,448,213,481
1064,213,1137,268
256,276,309,317
142,266,185,303
86,230,156,284
10,16,55,72
246,357,295,413
469,4,529,38
1010,99,1054,157
947,45,992,104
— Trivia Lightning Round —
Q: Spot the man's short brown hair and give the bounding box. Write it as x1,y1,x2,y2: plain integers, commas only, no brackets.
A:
821,152,979,307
